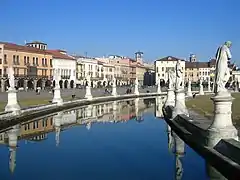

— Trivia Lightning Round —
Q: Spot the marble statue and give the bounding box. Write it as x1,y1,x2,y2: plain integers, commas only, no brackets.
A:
112,77,116,86
214,41,232,94
54,69,59,86
168,69,175,89
135,78,139,85
86,75,91,86
175,60,183,90
8,66,15,88
199,77,203,86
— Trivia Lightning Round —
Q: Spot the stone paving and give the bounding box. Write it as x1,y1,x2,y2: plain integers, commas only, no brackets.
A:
0,86,158,101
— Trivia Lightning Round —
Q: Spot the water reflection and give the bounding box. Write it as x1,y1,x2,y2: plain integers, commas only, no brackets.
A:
0,97,226,179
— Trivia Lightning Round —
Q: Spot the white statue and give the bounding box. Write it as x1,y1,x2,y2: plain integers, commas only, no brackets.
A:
54,69,59,86
175,60,183,90
112,77,116,86
135,78,139,86
168,69,175,89
8,66,15,88
199,77,203,86
214,41,232,94
86,75,91,86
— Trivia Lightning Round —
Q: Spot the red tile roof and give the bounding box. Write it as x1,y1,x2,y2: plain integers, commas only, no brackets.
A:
46,50,76,60
185,59,216,69
0,42,52,55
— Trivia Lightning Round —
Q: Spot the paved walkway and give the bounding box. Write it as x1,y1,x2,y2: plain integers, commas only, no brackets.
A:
0,86,158,101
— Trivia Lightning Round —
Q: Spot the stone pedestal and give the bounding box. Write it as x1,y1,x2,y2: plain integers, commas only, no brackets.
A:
210,93,235,129
208,82,211,92
199,85,204,95
134,84,139,95
164,88,175,108
187,82,192,97
208,92,238,144
172,88,189,119
52,87,63,105
5,88,21,114
112,85,117,97
157,84,161,94
85,86,93,100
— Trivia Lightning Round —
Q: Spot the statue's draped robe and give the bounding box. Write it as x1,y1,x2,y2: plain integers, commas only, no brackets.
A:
214,45,232,93
175,62,183,89
8,67,15,88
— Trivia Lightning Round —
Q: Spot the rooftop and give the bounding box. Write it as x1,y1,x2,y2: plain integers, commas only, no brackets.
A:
0,42,52,55
46,50,76,60
26,41,47,45
155,56,185,62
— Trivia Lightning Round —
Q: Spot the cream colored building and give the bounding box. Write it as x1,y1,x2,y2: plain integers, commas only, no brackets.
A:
185,55,216,82
155,56,185,85
76,56,104,87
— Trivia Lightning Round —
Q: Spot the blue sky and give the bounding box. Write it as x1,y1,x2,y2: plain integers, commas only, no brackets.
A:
1,0,240,63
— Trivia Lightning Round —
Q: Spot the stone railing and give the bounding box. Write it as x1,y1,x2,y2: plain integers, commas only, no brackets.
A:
162,84,240,179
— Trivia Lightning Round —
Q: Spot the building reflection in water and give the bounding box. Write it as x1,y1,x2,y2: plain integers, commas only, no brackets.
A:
0,98,154,173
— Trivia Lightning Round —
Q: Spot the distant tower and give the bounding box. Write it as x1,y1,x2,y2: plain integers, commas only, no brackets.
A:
135,51,144,63
189,54,197,62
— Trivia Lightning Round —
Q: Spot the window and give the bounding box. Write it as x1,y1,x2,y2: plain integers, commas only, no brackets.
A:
13,55,16,64
33,121,38,129
36,57,38,65
42,58,44,66
50,59,52,67
4,54,7,64
3,68,6,75
33,57,35,65
24,124,30,130
24,56,26,65
0,58,2,64
27,57,30,64
16,55,19,65
162,67,164,71
45,58,47,66
0,69,2,75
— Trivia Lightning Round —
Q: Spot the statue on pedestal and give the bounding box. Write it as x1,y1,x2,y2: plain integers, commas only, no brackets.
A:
214,41,232,95
112,77,116,86
8,66,15,88
86,75,91,87
54,70,60,87
175,60,183,90
168,69,175,89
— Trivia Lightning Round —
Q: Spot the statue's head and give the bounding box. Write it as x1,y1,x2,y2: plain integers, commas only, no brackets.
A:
225,41,232,48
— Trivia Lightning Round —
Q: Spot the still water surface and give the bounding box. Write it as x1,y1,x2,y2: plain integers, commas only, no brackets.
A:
0,97,220,179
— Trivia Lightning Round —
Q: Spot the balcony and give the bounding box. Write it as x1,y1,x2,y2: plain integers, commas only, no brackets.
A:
61,75,70,79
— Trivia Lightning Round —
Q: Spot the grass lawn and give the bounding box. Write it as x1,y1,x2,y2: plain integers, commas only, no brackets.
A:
0,96,73,112
186,93,240,126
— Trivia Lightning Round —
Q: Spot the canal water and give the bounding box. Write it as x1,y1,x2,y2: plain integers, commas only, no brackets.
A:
0,97,221,180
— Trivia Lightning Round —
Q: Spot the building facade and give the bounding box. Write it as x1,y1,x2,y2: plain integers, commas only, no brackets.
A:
47,50,76,89
154,56,185,85
0,41,53,92
185,55,216,82
76,56,104,87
